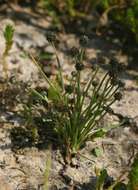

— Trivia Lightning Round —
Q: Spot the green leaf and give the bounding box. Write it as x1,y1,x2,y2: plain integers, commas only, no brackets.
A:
19,52,29,59
91,147,103,157
31,89,49,103
39,52,53,61
48,82,61,102
96,169,108,190
90,129,106,140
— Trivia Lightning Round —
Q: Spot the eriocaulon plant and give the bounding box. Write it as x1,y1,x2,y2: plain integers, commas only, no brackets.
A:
30,33,124,161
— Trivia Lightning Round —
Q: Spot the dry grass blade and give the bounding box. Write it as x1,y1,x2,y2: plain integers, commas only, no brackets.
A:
43,145,52,190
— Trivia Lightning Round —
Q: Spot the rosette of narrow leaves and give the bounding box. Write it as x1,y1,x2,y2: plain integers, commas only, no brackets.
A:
56,67,122,156
30,35,123,160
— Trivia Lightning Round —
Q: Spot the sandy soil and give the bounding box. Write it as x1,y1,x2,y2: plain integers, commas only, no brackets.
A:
0,6,138,190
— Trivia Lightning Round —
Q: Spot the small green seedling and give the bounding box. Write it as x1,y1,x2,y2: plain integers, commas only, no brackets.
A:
91,147,103,157
128,154,138,190
4,24,14,48
2,24,14,79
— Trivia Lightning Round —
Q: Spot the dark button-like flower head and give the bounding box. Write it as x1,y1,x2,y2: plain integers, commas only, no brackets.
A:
104,106,114,114
114,92,123,101
70,47,79,57
75,62,84,71
92,80,99,87
46,32,56,43
79,35,89,46
65,85,74,94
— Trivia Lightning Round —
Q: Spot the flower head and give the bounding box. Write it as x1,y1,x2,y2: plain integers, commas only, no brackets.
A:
79,35,89,46
114,92,123,101
75,62,84,71
70,47,79,57
65,85,74,94
104,106,114,114
92,80,99,87
46,32,56,43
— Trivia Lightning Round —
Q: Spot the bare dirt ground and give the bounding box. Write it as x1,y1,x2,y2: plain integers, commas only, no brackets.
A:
0,6,138,190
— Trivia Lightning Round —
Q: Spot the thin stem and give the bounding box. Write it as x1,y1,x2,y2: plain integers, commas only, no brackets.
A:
78,152,95,163
52,42,64,91
82,74,111,120
30,53,58,92
82,72,109,117
80,67,99,110
90,99,116,131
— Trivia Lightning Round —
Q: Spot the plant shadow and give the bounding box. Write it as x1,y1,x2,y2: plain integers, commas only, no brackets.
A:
10,115,59,152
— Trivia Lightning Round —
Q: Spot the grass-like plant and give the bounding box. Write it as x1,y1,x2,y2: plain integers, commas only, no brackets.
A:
29,34,124,161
